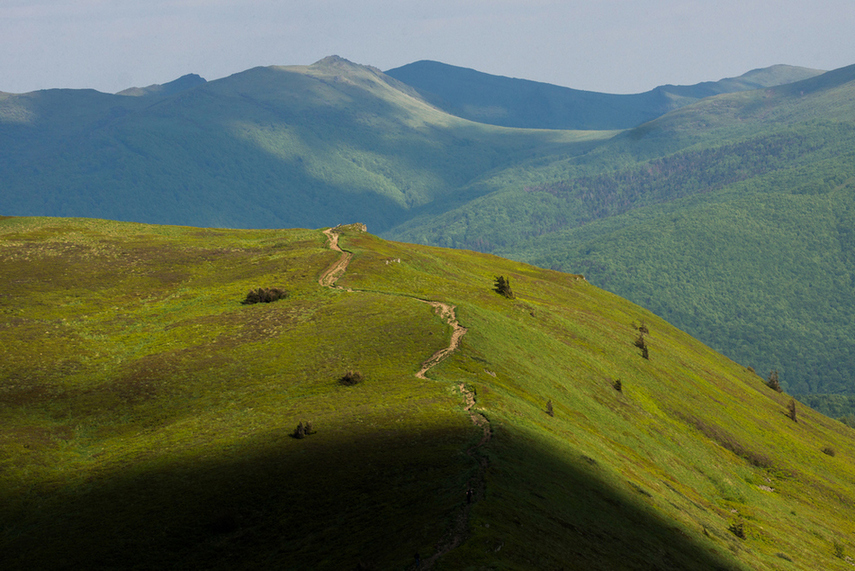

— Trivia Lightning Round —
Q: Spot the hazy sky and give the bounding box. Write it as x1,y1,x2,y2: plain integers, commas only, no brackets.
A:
2,0,854,95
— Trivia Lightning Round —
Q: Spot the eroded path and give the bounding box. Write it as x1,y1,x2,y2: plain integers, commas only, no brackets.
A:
318,227,491,568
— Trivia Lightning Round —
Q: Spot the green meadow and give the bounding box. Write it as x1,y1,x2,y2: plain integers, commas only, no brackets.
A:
3,216,855,569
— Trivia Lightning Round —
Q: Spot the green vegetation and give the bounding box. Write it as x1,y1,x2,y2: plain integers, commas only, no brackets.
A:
390,65,855,396
3,56,855,400
4,216,855,569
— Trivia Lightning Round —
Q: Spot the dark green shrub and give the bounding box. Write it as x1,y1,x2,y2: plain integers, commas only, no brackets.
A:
292,421,306,439
339,370,364,386
766,370,783,392
613,379,622,392
291,420,316,439
242,287,289,305
822,446,836,457
633,323,649,359
728,521,745,539
493,276,514,299
787,399,798,422
546,400,554,417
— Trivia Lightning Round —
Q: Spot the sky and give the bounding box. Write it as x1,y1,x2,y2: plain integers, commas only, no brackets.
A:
2,0,854,95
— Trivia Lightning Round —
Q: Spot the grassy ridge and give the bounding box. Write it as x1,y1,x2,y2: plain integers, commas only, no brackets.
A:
338,230,855,569
4,217,855,568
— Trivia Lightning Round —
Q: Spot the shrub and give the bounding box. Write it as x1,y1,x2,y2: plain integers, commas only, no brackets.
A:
291,420,316,439
613,379,622,392
822,446,836,457
728,521,746,539
493,276,515,299
766,370,783,392
292,421,305,439
339,370,364,386
546,400,554,417
633,323,649,359
787,399,798,422
242,287,289,305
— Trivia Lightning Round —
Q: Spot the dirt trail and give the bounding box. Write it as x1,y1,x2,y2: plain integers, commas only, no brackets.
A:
318,228,352,288
416,302,468,379
420,382,492,569
318,227,491,569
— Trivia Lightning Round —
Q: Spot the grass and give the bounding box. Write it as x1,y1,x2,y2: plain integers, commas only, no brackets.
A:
3,217,855,569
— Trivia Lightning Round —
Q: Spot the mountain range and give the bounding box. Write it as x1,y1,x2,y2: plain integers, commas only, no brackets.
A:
384,60,824,130
2,55,855,406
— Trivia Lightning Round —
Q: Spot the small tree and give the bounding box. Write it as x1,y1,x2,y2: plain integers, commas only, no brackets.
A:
546,400,554,417
493,276,515,299
292,421,306,439
632,322,650,359
766,370,783,392
634,332,649,360
613,379,622,392
787,399,798,422
291,420,315,439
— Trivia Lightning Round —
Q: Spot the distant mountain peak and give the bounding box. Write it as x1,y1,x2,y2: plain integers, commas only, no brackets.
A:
117,73,206,98
311,55,383,76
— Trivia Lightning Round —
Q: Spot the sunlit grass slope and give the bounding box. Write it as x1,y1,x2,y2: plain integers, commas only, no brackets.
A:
3,217,855,570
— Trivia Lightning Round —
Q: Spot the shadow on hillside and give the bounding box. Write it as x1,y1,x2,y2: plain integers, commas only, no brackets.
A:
1,424,740,570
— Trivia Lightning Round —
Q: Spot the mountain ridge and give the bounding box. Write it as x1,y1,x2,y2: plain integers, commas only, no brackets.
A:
384,59,825,130
3,215,855,569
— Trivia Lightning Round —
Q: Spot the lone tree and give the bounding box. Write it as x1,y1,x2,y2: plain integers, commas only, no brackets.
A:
493,276,515,299
766,370,783,392
633,323,649,360
787,399,798,422
546,400,554,417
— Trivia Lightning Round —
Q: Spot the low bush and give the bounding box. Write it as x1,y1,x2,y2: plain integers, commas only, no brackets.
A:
339,370,364,386
291,420,315,439
242,287,289,305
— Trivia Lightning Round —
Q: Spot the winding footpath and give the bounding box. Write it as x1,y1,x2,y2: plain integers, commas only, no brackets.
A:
319,227,492,568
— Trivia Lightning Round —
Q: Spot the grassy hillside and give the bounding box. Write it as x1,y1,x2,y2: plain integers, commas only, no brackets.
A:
3,216,855,570
385,60,823,130
387,64,855,397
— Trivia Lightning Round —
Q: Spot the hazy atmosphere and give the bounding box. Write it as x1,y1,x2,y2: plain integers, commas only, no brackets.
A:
2,0,854,95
